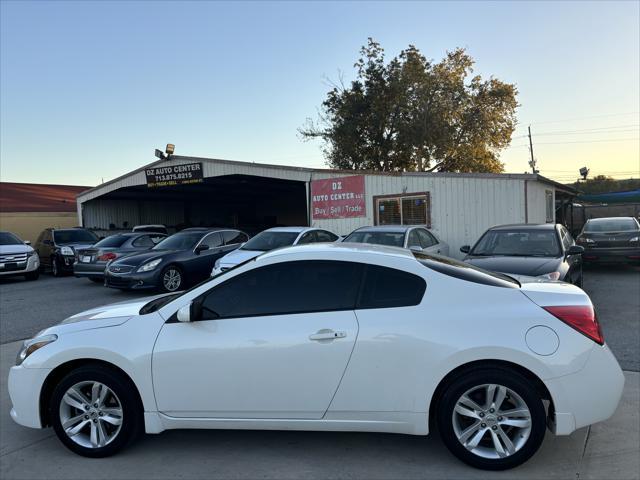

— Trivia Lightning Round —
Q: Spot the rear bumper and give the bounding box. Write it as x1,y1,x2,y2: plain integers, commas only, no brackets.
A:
581,247,640,263
546,343,624,435
73,262,106,278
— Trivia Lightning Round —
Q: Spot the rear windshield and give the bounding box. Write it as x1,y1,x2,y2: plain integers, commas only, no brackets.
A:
584,218,639,232
343,231,405,248
471,229,560,257
241,231,299,252
0,232,23,245
94,235,129,248
414,252,520,288
53,229,98,244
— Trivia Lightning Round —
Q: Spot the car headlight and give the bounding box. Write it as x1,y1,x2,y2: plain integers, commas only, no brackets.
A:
538,271,561,281
60,246,74,256
16,334,57,366
137,258,162,272
630,236,639,242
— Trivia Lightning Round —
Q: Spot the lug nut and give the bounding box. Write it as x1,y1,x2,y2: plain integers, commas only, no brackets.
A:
498,416,503,421
481,423,486,428
92,419,97,423
492,425,498,430
489,408,495,413
84,415,89,419
84,405,90,410
479,412,485,417
93,403,98,408
99,412,104,416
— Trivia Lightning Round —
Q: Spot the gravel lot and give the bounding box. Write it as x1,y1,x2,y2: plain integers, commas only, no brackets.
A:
1,264,639,370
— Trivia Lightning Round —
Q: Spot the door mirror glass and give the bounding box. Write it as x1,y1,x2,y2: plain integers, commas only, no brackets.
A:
195,244,210,254
566,245,584,256
460,245,471,254
177,304,191,323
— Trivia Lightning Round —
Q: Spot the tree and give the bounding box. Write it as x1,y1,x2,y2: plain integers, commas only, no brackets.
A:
300,39,518,173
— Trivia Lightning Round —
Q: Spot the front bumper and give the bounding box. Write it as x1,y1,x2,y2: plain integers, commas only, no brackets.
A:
73,262,107,278
8,365,52,429
104,269,161,290
0,255,39,277
581,247,640,263
59,254,76,272
546,343,624,435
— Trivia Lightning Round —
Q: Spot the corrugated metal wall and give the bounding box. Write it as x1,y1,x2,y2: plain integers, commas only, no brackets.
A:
82,199,184,230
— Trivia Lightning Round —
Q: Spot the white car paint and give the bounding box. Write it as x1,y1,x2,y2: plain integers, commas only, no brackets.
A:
8,243,624,464
210,226,338,275
0,241,40,276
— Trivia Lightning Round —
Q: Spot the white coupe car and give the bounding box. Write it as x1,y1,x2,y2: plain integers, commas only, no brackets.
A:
8,244,623,470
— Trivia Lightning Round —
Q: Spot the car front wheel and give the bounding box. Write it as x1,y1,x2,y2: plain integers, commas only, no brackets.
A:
51,256,62,277
50,365,142,457
436,367,546,470
160,265,183,292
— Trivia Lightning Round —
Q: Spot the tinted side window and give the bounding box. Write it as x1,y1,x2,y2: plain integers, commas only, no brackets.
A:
297,231,317,245
201,232,223,248
315,230,338,242
407,230,421,247
222,230,247,245
358,265,426,309
132,235,155,248
200,261,363,319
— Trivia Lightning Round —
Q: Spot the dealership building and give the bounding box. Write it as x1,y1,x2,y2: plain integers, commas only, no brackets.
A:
76,155,576,258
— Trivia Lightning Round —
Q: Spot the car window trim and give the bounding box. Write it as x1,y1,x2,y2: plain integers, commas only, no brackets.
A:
193,231,224,251
355,264,427,310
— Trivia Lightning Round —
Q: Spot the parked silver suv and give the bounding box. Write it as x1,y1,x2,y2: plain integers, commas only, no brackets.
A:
0,231,40,281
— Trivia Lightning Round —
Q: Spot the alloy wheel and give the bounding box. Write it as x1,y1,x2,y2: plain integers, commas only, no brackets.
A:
58,381,123,449
452,383,532,459
163,268,182,291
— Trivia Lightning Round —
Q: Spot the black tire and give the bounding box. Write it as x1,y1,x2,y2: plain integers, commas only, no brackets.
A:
159,265,184,292
436,367,546,470
24,270,39,281
51,256,62,277
89,277,103,284
50,364,143,458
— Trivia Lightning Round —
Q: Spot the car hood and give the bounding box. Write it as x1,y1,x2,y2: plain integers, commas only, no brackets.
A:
219,248,262,266
38,294,169,336
110,249,176,267
0,244,33,255
464,256,561,276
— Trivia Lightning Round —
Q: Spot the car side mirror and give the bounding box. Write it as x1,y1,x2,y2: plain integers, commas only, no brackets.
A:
195,244,209,254
24,240,31,245
409,246,423,253
176,305,191,323
566,245,584,256
460,245,471,254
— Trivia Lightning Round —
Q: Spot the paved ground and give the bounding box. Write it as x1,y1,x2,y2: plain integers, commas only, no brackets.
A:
0,340,637,480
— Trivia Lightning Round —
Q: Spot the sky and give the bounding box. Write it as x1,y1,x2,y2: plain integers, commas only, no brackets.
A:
1,0,639,187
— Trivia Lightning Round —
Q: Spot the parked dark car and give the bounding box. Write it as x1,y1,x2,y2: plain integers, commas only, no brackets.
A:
74,232,167,282
104,227,248,292
34,228,99,276
460,223,584,285
576,217,640,264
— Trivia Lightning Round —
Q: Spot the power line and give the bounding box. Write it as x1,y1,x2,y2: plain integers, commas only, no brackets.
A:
522,111,639,127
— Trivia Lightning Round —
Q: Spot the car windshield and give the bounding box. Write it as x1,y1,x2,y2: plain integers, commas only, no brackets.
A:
584,218,639,232
53,229,98,245
471,229,561,257
0,232,23,245
343,231,405,247
94,235,129,248
152,231,204,251
240,231,299,251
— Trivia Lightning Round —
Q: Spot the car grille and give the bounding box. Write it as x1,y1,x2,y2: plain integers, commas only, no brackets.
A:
0,253,28,263
108,265,134,274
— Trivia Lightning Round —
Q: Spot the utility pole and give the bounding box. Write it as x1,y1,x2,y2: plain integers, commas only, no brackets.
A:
527,125,538,174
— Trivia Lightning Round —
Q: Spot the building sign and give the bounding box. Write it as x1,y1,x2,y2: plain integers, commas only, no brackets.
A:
146,163,204,188
311,175,366,219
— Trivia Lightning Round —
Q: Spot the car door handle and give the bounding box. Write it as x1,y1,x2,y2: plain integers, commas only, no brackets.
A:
309,330,347,341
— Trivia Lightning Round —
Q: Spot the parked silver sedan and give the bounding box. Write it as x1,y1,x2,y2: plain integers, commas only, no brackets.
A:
343,225,449,256
74,232,166,282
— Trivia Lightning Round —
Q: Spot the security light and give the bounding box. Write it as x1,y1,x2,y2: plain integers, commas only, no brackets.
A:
166,144,175,155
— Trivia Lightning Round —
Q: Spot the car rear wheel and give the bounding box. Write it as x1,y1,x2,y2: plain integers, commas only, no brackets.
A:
436,367,546,470
160,265,183,292
50,365,142,457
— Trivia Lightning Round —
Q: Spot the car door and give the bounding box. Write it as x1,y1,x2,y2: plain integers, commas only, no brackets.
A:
189,232,225,281
417,229,444,255
560,226,581,283
221,230,248,253
39,230,53,267
152,260,362,419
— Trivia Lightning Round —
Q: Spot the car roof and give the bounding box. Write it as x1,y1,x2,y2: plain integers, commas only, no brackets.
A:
586,217,636,223
351,225,426,233
263,226,316,233
179,227,233,232
489,223,556,231
259,242,415,261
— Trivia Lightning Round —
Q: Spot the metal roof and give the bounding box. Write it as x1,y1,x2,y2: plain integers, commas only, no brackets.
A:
1,182,90,212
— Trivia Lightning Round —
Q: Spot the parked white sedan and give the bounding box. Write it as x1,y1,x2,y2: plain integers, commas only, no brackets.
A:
8,244,623,469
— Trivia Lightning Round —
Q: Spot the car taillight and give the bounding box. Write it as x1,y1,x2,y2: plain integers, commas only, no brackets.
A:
543,305,604,345
97,252,117,261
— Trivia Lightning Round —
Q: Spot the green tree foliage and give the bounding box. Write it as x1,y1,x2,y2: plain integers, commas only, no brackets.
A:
571,175,640,194
300,39,518,173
